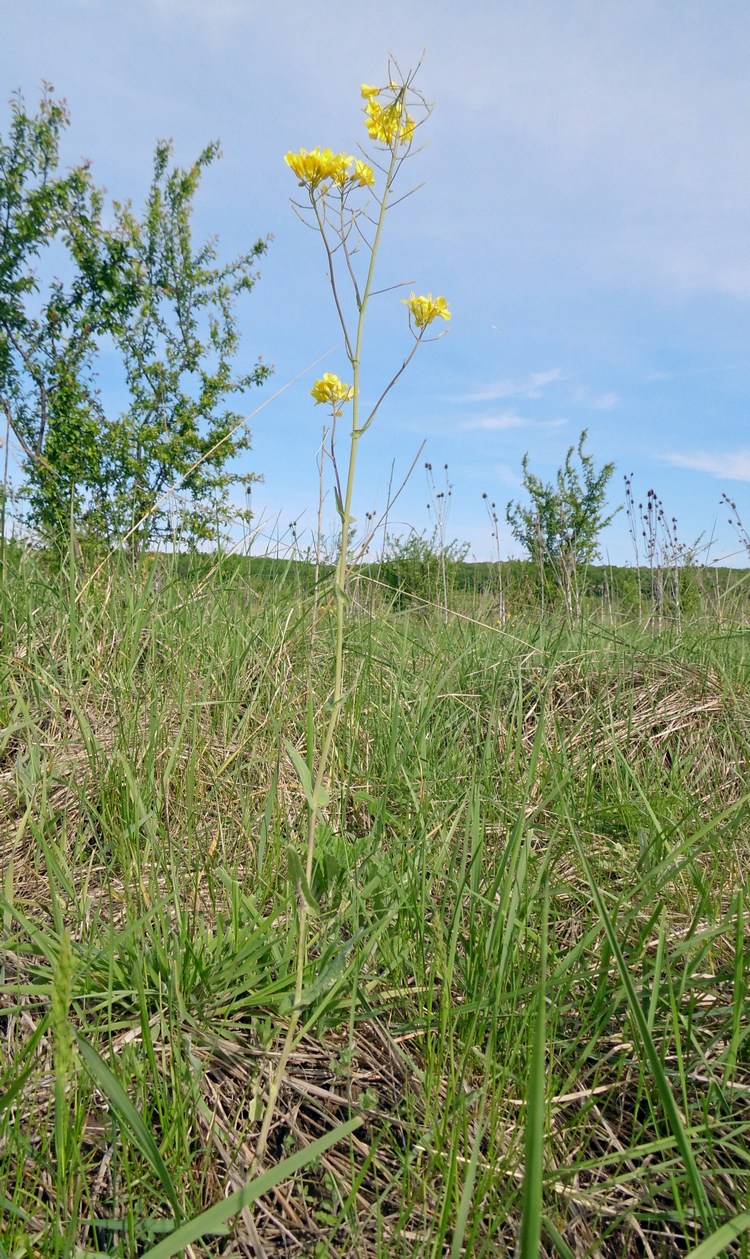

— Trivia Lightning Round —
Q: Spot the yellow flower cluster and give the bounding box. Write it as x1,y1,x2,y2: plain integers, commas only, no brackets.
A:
403,292,452,329
284,147,375,190
352,158,376,187
310,373,354,408
361,83,415,147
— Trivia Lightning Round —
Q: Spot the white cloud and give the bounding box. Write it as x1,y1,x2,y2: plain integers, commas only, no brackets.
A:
463,413,567,432
458,369,564,404
572,388,619,411
647,364,746,383
490,463,523,489
663,450,750,482
411,6,750,299
463,412,532,431
151,0,246,14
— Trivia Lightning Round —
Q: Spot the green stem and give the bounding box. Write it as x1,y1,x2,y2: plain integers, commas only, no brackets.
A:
254,129,404,1170
308,129,404,872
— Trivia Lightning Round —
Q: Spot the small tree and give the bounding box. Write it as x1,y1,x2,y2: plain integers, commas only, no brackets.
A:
0,86,131,543
506,429,618,616
87,141,270,553
0,87,270,553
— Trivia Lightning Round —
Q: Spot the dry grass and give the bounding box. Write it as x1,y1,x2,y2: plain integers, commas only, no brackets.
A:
1,561,749,1256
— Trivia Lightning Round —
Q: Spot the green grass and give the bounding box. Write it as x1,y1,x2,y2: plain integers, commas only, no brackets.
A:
1,547,749,1256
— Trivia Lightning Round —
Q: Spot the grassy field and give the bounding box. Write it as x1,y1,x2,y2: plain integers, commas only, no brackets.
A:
1,548,749,1257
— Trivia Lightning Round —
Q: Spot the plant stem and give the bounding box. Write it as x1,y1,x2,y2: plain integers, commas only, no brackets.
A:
254,127,403,1168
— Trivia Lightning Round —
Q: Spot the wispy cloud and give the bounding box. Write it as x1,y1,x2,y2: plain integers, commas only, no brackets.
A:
463,413,568,432
490,462,523,489
457,368,564,404
152,0,246,13
463,412,533,431
646,364,746,383
663,450,750,482
572,387,619,410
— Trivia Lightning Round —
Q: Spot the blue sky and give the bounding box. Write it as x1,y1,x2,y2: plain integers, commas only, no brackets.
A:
3,0,750,564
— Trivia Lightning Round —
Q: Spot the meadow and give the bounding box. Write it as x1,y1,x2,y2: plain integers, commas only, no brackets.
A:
1,545,749,1257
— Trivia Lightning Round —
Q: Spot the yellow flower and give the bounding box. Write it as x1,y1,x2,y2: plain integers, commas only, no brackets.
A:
364,98,414,147
360,83,380,99
364,100,395,144
332,152,354,185
399,112,416,145
403,292,452,329
285,147,353,188
310,373,354,408
285,147,320,184
353,159,375,187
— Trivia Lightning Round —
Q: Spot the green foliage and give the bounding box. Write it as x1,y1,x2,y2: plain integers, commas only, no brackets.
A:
379,529,470,606
0,88,270,552
87,141,270,553
0,87,129,540
506,429,619,614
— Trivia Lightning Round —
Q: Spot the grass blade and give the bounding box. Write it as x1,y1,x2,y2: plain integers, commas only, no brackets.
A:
519,879,549,1259
684,1210,750,1259
450,1118,485,1259
74,1029,182,1220
567,826,715,1230
140,1115,363,1259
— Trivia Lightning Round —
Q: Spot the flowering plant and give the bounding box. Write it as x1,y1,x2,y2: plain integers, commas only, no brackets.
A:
256,64,451,1165
283,66,451,550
